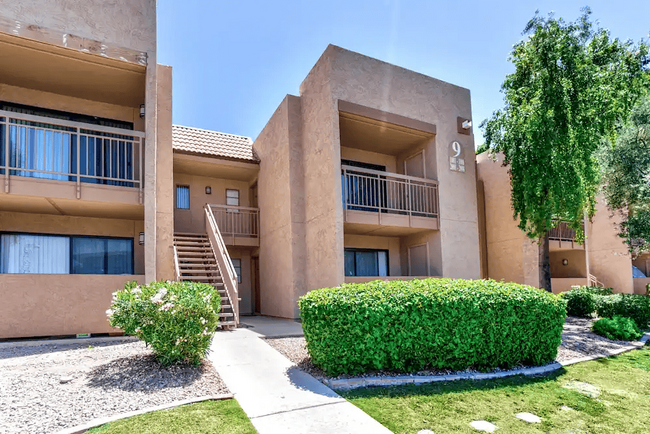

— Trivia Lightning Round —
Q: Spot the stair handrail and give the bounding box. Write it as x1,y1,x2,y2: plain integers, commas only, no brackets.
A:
204,204,240,325
173,245,181,281
588,273,604,288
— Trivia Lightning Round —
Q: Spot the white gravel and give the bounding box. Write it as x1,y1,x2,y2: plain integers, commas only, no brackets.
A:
0,338,228,434
266,316,644,380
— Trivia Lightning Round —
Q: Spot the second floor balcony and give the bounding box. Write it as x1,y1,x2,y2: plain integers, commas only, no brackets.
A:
342,165,439,234
0,109,144,207
208,204,260,247
548,221,584,250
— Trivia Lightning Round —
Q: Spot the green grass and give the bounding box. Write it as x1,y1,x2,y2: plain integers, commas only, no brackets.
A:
343,348,650,434
87,399,256,434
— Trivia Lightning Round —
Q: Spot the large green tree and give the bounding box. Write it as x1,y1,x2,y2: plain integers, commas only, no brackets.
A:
600,97,650,258
481,8,649,291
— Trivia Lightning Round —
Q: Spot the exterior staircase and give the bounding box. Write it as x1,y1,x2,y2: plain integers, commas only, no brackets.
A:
173,233,236,329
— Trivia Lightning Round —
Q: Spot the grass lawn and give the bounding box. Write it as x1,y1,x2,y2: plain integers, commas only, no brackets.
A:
87,399,256,434
343,348,650,434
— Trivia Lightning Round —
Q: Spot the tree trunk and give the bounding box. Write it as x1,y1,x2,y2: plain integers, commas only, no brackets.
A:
539,232,552,292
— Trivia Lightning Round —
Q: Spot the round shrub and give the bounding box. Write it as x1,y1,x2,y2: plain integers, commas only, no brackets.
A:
592,316,643,341
560,287,596,317
298,278,566,376
596,293,650,329
107,280,221,365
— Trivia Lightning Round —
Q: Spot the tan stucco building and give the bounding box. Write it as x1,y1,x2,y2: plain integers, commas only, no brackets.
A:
476,152,650,295
4,3,645,341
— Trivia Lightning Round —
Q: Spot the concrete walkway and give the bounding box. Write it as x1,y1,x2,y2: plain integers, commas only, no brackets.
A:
209,322,391,433
239,315,304,338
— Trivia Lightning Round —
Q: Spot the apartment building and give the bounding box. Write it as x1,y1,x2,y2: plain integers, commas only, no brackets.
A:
477,152,650,295
0,1,175,339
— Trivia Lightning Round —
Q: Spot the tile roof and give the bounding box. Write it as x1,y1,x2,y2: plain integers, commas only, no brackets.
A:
172,125,258,162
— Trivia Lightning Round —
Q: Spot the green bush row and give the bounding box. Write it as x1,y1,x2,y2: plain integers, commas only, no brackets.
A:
298,279,566,376
592,316,643,341
107,280,221,365
561,287,650,328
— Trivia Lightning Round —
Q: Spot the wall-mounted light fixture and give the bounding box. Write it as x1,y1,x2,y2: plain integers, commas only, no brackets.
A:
462,120,472,130
205,186,212,195
562,259,568,266
140,104,145,118
139,232,145,245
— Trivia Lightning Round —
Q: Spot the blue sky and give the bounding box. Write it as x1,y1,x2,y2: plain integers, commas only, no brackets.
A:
158,0,650,146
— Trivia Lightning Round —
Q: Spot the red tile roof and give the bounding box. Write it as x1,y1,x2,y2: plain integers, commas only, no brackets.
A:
172,125,257,162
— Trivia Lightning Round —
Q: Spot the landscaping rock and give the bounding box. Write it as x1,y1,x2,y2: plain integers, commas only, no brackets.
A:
561,406,574,411
59,376,73,384
515,412,541,423
562,381,601,398
470,420,497,432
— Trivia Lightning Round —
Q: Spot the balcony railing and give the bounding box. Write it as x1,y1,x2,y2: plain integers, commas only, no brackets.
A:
342,165,439,219
1,110,144,201
548,221,583,243
208,204,260,240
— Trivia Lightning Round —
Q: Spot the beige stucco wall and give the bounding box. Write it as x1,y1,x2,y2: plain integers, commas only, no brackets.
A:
550,250,587,278
228,247,253,315
634,278,650,295
0,0,156,54
0,274,144,339
173,173,251,234
551,278,589,294
476,152,528,284
586,197,633,293
344,234,401,276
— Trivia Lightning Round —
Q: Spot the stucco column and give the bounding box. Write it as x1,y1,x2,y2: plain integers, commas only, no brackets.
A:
144,57,158,283
155,65,175,281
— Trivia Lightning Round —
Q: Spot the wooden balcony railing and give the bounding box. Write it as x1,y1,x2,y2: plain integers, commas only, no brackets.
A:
548,221,583,243
1,110,144,201
341,165,439,219
208,204,260,239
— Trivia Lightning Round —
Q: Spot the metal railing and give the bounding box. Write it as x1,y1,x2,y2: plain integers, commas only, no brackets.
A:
341,165,439,219
208,204,260,239
205,205,239,325
588,274,604,288
548,221,583,243
1,110,144,201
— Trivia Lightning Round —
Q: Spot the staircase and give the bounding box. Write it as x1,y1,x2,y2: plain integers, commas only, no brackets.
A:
173,233,236,329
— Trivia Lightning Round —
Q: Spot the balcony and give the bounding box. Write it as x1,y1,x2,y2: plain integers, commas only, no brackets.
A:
342,165,439,235
548,221,584,250
0,110,144,217
208,204,260,247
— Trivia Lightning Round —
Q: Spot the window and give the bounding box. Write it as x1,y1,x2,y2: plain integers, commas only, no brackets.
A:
1,234,70,274
231,258,242,283
226,189,240,207
0,233,133,275
72,237,133,275
344,249,388,277
176,186,190,209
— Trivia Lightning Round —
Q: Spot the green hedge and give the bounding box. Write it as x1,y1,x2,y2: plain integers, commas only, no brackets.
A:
592,316,643,341
298,279,566,375
596,294,650,329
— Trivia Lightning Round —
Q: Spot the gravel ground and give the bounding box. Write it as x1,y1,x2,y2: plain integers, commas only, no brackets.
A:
0,338,228,434
266,316,644,380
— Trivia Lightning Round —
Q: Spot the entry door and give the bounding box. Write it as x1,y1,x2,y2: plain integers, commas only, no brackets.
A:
408,244,429,276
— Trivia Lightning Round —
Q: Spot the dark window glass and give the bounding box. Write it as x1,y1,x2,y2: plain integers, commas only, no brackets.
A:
72,237,133,275
344,249,389,277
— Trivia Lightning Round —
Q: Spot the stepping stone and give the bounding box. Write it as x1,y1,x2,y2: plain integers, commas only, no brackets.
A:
562,381,601,398
59,376,73,384
417,431,434,434
470,420,496,432
515,412,541,423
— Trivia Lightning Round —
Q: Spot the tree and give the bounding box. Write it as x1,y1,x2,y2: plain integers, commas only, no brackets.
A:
600,97,650,258
481,8,649,291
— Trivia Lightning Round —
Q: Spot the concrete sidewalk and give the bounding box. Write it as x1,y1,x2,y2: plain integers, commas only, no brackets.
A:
208,328,391,434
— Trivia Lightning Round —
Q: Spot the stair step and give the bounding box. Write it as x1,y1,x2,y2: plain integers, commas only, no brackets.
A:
176,247,212,252
179,263,219,268
174,232,208,237
180,276,219,281
177,251,213,257
219,312,234,318
175,241,211,247
219,321,237,328
178,258,217,263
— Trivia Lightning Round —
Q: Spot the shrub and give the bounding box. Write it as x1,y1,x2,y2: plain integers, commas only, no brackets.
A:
107,280,221,365
560,286,614,318
596,293,650,329
592,316,643,341
560,287,596,317
298,279,566,376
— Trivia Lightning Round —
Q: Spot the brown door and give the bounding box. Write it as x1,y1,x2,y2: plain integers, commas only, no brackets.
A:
252,257,261,314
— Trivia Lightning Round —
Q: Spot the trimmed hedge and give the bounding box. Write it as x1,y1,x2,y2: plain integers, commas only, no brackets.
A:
298,279,566,375
596,294,650,329
561,287,596,317
592,316,643,341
